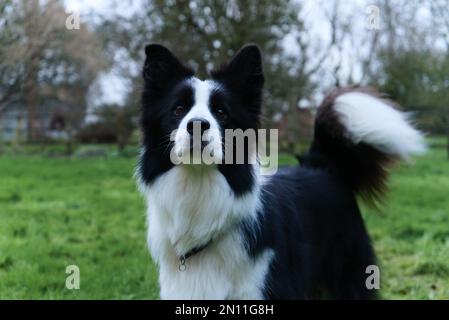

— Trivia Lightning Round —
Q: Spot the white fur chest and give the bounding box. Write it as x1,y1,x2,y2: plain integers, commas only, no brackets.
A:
141,166,273,299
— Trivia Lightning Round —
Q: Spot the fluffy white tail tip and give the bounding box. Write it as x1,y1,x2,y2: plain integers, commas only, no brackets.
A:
334,92,426,160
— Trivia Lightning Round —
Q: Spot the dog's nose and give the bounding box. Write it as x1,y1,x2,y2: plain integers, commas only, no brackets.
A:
186,118,210,136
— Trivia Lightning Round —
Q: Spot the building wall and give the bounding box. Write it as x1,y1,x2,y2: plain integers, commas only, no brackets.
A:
0,103,59,141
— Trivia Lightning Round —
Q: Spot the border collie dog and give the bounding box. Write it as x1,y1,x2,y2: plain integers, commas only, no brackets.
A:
136,43,425,299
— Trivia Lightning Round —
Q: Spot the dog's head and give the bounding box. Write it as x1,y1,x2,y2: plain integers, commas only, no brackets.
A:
139,44,264,185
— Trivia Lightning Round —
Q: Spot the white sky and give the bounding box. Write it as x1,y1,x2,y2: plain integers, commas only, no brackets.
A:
64,0,439,108
65,0,141,107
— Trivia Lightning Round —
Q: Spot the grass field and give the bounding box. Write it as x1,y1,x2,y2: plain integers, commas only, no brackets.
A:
0,142,448,299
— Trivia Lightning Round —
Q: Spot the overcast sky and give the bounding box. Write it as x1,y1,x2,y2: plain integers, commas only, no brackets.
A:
63,0,360,107
64,0,135,106
63,0,437,108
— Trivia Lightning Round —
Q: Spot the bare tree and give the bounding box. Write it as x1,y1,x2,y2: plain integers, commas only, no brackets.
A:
0,0,108,148
428,0,449,157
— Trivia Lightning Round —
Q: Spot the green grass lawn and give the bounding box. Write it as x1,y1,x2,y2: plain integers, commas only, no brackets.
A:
0,143,448,299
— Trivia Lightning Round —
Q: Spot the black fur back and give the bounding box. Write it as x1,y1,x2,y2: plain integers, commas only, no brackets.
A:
242,166,377,299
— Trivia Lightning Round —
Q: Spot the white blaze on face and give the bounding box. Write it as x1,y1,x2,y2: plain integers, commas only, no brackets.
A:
173,77,223,165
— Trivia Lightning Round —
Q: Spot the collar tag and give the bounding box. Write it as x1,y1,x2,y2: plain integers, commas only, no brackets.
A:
179,256,187,272
177,239,213,272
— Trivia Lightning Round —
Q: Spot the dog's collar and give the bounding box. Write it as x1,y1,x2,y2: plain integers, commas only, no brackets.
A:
178,239,213,271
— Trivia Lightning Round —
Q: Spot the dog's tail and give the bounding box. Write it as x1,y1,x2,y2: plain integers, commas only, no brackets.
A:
303,88,426,204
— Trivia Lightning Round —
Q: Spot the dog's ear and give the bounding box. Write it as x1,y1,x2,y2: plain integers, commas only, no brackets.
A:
143,44,194,94
211,44,264,91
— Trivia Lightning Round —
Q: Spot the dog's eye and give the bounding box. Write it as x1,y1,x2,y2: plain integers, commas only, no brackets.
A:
173,106,186,117
215,108,227,121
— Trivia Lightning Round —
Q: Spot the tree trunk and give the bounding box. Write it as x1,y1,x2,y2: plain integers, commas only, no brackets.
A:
447,117,449,160
25,0,40,143
26,55,39,143
117,137,125,154
445,106,449,160
447,133,449,160
12,112,24,154
0,113,3,155
65,139,73,156
65,125,75,157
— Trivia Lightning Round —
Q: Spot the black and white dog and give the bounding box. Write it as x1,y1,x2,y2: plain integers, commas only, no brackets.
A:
136,44,425,299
